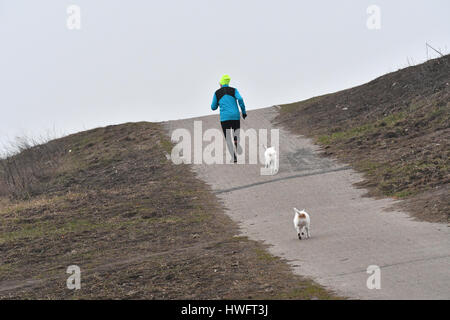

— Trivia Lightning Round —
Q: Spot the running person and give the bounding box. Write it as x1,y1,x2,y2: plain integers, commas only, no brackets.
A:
211,74,247,163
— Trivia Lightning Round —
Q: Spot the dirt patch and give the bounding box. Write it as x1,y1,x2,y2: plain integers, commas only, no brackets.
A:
0,122,338,299
275,55,450,223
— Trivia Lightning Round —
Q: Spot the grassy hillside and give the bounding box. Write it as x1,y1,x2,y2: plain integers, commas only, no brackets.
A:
275,55,449,223
0,122,338,299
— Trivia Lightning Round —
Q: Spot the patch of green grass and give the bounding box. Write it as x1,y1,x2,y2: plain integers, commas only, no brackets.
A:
317,112,407,145
159,136,173,154
356,158,447,198
0,263,15,277
187,211,212,223
317,135,331,145
378,112,406,127
0,219,100,244
393,190,415,198
319,123,374,144
271,280,340,300
0,215,157,245
230,235,249,242
356,160,382,175
254,247,277,262
155,129,175,155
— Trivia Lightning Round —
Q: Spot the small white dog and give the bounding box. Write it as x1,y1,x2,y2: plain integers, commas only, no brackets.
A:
263,145,278,174
293,208,311,240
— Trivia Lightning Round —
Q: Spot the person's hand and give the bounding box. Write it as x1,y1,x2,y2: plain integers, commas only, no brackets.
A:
242,113,247,119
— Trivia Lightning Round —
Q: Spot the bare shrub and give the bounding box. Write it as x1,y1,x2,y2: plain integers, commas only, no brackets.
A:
0,168,8,196
0,135,65,199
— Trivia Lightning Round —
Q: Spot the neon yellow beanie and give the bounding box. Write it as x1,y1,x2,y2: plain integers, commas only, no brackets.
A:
219,74,231,85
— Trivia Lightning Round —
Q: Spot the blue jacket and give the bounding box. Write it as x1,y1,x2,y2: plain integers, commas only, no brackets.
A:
211,85,246,122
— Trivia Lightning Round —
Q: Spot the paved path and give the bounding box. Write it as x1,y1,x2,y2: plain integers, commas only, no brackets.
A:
165,106,450,300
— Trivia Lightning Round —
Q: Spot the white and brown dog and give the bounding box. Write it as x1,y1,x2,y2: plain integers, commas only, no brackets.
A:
293,208,311,240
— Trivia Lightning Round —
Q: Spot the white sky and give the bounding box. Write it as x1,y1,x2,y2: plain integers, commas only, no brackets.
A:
0,0,449,154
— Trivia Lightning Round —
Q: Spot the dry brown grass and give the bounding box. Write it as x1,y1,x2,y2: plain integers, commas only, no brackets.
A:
0,122,339,300
0,136,66,199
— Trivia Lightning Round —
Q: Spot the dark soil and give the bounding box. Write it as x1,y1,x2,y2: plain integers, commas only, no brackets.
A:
0,122,338,299
275,55,450,223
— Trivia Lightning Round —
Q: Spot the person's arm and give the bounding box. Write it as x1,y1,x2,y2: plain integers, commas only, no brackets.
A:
235,89,247,116
211,93,218,111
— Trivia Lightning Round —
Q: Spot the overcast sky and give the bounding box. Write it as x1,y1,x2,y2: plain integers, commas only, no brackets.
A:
1,0,449,154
